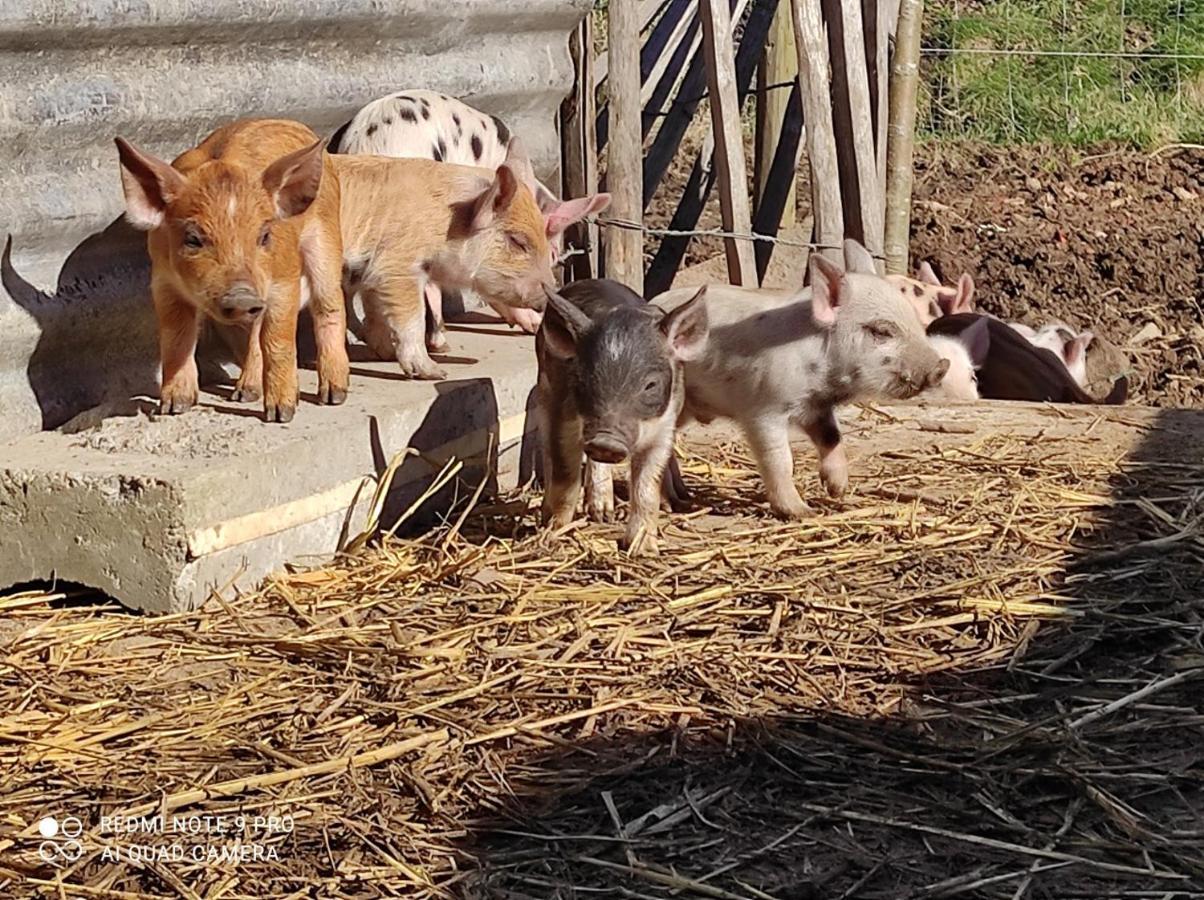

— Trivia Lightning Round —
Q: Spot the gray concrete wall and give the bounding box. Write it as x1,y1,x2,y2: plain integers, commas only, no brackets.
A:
0,0,589,443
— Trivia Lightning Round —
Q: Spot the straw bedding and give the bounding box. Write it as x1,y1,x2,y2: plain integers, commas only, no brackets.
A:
1,404,1202,898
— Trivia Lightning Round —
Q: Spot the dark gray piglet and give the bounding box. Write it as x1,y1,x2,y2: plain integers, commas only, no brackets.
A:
927,314,1127,404
537,279,708,554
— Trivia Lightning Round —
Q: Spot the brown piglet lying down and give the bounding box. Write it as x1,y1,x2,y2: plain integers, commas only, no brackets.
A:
927,313,1128,405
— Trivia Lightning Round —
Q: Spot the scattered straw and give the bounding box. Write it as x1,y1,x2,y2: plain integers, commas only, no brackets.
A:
1,409,1201,897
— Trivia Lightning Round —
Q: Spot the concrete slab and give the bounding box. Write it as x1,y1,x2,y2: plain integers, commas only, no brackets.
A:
0,321,540,613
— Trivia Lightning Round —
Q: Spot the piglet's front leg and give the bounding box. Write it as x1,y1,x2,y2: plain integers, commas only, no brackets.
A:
621,429,675,555
743,414,808,519
583,461,615,523
538,384,584,533
802,408,848,498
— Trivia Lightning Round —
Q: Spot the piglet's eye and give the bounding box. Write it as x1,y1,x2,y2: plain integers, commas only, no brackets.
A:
643,378,660,393
865,322,895,341
259,224,271,248
507,231,531,253
183,229,205,250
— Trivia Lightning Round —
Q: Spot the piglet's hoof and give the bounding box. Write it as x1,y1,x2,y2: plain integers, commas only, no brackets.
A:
158,387,197,415
620,526,660,556
427,332,450,354
230,384,262,403
586,499,615,524
396,354,446,381
821,472,848,499
264,401,296,424
158,397,194,415
318,382,348,405
769,496,812,520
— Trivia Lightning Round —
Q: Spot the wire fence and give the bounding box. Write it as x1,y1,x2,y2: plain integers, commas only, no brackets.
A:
918,0,1204,145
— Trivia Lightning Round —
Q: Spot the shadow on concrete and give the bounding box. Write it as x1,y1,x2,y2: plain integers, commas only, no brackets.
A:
1,218,159,430
365,377,505,538
453,407,1204,897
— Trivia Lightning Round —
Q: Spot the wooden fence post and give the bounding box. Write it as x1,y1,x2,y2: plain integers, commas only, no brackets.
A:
838,0,884,266
883,0,923,275
791,0,843,264
561,14,599,281
699,0,758,286
755,1,798,228
606,0,645,294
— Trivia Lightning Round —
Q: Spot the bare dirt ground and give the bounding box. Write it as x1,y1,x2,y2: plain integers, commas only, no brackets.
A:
910,144,1204,408
3,401,1202,897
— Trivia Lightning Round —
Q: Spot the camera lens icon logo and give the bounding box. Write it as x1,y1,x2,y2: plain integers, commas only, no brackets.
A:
37,816,84,868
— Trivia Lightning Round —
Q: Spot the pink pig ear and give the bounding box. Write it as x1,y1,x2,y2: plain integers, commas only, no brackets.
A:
1064,332,1093,367
917,261,941,286
544,193,611,238
809,255,846,328
501,137,538,193
935,274,976,317
262,138,326,219
953,273,976,313
468,164,519,233
660,286,709,361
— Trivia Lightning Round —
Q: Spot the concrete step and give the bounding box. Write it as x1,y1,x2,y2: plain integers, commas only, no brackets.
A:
0,320,539,613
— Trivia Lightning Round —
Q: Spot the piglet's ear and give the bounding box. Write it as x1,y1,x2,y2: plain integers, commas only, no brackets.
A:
810,255,846,328
917,261,941,286
842,238,877,275
954,273,975,312
502,137,538,193
263,138,325,219
962,315,991,368
541,286,591,359
1064,332,1093,367
115,137,186,231
469,164,519,233
936,272,976,317
544,193,611,239
660,286,709,361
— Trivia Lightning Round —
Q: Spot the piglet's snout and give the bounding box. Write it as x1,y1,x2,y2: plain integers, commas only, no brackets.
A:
584,432,628,465
219,283,265,320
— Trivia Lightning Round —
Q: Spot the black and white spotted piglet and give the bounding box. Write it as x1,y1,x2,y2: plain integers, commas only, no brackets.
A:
331,90,610,332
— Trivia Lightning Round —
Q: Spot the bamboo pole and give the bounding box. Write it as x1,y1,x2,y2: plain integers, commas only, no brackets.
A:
883,0,924,275
605,0,645,293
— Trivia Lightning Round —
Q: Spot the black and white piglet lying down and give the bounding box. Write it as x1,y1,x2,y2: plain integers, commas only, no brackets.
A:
537,279,708,554
927,314,1128,405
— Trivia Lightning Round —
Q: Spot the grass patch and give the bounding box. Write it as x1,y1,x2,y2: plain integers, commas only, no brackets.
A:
920,0,1204,146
